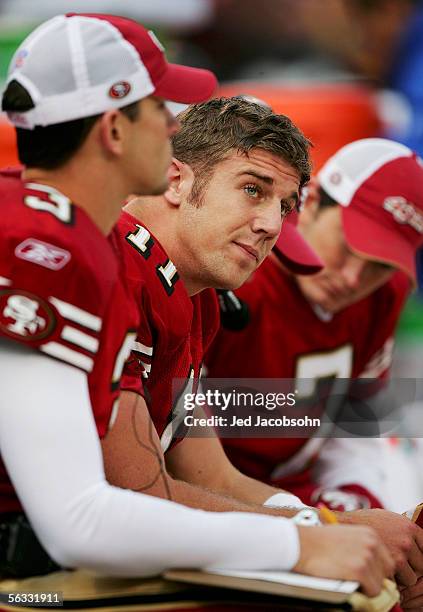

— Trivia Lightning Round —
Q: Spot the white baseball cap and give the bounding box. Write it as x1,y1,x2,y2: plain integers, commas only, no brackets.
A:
3,13,218,129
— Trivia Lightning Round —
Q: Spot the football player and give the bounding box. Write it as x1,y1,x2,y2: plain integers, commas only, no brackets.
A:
0,16,392,591
106,98,315,498
206,137,423,586
100,99,396,593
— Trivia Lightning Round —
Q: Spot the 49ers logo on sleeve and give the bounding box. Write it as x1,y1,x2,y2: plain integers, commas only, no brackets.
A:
0,289,55,341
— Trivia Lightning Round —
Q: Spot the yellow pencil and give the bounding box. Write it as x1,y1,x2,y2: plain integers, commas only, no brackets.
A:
318,503,339,525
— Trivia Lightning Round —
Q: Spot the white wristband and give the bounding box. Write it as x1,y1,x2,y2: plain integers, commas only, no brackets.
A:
263,492,307,509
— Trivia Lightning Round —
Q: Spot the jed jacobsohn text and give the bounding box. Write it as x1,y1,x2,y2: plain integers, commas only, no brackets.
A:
184,413,321,428
184,389,297,411
182,389,321,431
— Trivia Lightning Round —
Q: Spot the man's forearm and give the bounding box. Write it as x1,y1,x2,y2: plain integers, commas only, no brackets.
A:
103,393,300,517
151,471,299,516
191,464,306,512
165,429,303,512
205,466,303,508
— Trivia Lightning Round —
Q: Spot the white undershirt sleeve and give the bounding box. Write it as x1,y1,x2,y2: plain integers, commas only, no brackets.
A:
312,437,389,506
0,342,299,576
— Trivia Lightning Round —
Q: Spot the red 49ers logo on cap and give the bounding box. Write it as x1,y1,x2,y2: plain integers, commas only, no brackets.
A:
329,171,342,185
0,289,56,341
109,81,131,99
383,197,423,234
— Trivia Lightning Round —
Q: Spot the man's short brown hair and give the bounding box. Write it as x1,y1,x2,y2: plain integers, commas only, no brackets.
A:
2,79,140,170
172,97,312,204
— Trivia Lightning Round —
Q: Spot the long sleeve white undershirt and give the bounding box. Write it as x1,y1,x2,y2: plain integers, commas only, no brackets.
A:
312,436,389,506
0,342,299,576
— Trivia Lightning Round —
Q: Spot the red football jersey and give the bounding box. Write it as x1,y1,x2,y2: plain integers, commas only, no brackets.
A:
0,169,139,512
116,211,220,452
206,254,410,488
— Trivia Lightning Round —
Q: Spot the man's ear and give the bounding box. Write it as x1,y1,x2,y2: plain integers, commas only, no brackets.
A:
298,178,320,230
164,157,194,207
98,110,126,156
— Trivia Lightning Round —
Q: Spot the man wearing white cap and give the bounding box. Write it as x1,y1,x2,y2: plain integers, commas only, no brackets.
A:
0,15,393,591
207,138,423,585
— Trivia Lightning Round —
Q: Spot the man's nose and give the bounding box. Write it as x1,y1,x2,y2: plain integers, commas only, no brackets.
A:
341,257,366,289
251,202,283,240
167,108,180,136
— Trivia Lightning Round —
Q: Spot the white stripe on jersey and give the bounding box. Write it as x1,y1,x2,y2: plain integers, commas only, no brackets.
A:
49,297,102,332
140,361,152,380
108,399,120,432
359,338,394,378
61,325,99,354
40,342,94,372
0,277,11,286
133,341,153,356
112,332,137,384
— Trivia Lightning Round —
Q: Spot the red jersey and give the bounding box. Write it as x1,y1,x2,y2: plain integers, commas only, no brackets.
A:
116,211,220,452
0,169,139,512
206,255,410,498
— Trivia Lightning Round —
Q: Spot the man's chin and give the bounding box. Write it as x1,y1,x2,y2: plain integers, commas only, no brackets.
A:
151,179,170,196
320,303,340,315
299,282,348,314
317,296,356,314
215,273,251,291
301,291,338,314
134,178,169,197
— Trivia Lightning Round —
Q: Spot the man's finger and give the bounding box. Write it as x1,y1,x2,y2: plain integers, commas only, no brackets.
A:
402,595,423,610
360,569,385,599
395,561,417,587
400,575,423,604
360,544,393,598
414,525,423,553
380,542,396,578
407,540,423,574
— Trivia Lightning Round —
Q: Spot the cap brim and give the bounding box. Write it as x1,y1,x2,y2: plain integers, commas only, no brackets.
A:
342,206,416,284
273,221,323,275
154,63,218,104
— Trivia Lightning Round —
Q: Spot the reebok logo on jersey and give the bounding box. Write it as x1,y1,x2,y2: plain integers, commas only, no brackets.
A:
383,197,423,234
0,290,55,340
15,238,71,270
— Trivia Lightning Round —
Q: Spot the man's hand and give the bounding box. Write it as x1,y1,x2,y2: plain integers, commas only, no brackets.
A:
400,575,423,609
338,509,423,586
295,524,394,597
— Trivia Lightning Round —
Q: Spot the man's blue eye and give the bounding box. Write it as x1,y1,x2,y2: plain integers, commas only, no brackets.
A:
244,184,259,197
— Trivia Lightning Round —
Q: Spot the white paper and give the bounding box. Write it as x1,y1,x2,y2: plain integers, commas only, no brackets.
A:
210,569,359,594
